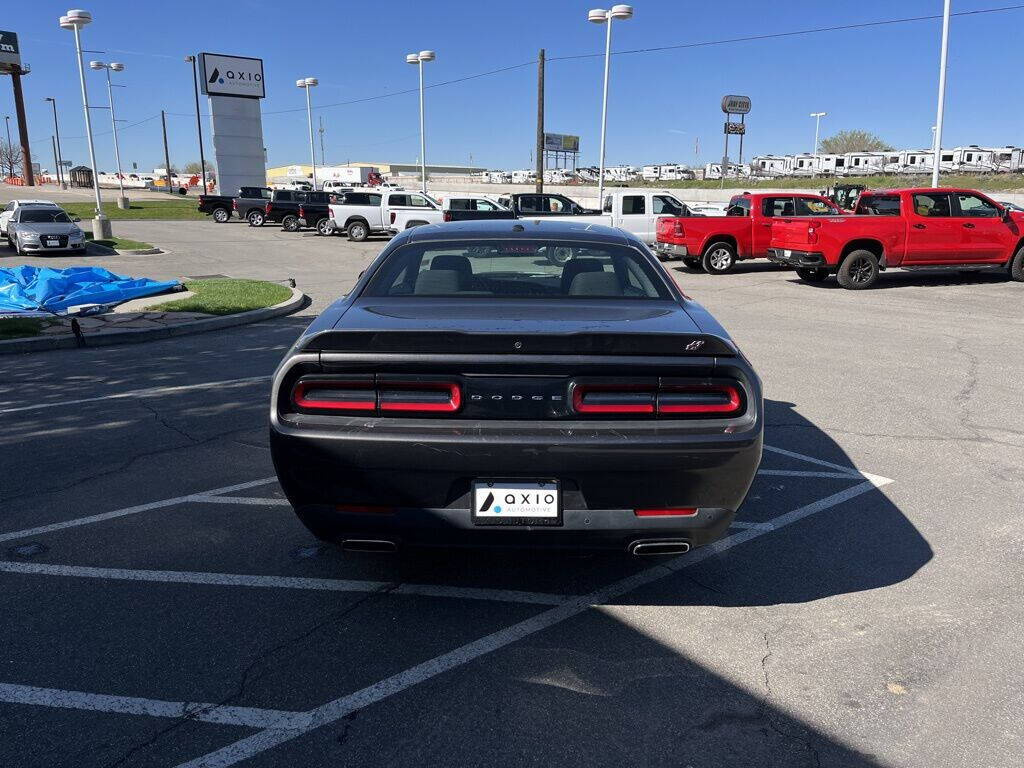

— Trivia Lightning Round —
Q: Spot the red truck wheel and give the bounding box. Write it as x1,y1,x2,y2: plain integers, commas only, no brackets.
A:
837,250,879,289
1010,246,1024,282
702,243,736,274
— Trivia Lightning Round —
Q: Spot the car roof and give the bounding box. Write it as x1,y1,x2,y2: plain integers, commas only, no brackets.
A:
860,187,984,195
13,199,58,206
399,218,634,246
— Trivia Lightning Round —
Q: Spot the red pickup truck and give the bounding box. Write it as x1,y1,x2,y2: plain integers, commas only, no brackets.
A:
654,192,841,274
768,187,1024,289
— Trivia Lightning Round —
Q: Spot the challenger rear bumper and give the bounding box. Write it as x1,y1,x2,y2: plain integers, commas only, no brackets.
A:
269,419,762,551
767,248,827,268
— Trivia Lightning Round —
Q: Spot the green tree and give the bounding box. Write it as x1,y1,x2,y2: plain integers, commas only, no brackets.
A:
183,160,215,175
819,130,891,154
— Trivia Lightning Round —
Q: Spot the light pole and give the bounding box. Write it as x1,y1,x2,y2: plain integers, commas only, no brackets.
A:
185,55,208,193
3,116,11,178
90,60,128,209
60,9,110,238
44,98,66,188
296,78,319,189
810,111,826,176
589,6,633,209
406,50,435,194
932,0,951,188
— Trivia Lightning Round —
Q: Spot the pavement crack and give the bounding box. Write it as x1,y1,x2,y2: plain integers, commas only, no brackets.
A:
136,399,201,444
756,629,821,768
760,631,772,694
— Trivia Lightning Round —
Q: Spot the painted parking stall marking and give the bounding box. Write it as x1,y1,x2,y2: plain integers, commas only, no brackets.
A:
0,444,893,767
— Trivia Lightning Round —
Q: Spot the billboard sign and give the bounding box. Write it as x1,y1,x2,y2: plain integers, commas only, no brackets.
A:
721,95,751,115
724,121,746,135
544,133,580,153
0,30,22,73
199,52,265,99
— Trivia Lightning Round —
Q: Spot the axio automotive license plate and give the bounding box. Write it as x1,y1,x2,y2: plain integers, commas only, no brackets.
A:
472,481,559,524
45,238,60,247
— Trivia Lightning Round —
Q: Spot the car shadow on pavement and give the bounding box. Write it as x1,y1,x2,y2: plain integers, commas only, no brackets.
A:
785,269,1012,290
670,261,793,276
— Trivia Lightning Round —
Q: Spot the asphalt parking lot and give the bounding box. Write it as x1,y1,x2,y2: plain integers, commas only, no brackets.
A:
2,220,1023,767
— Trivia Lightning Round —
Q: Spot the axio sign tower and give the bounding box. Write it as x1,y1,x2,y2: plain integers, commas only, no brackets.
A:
199,52,265,195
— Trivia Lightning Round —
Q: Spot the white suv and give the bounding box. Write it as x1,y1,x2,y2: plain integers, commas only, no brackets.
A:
0,200,60,236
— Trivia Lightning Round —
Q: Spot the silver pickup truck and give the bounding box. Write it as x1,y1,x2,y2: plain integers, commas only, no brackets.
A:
328,189,441,241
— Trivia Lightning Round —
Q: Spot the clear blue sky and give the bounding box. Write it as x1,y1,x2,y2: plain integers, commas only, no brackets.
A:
3,1,1023,174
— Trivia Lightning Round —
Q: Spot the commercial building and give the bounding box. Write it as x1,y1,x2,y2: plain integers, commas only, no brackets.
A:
266,160,486,186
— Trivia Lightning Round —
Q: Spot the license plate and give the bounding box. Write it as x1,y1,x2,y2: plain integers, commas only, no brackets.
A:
472,480,559,524
45,238,60,246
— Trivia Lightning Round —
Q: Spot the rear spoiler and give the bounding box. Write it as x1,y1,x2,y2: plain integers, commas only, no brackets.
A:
301,330,737,357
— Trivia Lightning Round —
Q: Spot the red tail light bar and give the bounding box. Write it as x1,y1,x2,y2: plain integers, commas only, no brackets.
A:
635,507,698,517
572,382,743,418
291,377,461,415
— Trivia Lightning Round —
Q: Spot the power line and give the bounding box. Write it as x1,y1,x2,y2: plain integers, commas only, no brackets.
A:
31,114,161,144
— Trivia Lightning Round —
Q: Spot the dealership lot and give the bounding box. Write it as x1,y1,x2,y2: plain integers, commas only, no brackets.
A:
2,224,1023,767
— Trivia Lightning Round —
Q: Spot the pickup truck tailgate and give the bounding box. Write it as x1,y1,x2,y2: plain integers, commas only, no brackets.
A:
770,219,816,249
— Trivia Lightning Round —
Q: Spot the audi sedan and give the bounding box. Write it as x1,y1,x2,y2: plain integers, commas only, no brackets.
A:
6,206,86,255
270,220,763,555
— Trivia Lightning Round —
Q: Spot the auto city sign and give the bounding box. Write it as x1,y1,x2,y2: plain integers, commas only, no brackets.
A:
199,53,265,99
721,95,751,115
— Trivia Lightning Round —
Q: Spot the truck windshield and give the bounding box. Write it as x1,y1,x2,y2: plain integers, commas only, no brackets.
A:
363,241,672,300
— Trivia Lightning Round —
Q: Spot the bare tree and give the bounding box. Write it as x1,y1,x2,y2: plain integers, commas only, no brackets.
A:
183,160,215,176
0,140,22,179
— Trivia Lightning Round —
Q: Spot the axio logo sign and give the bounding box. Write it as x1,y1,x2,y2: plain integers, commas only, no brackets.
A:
199,53,265,99
0,30,23,71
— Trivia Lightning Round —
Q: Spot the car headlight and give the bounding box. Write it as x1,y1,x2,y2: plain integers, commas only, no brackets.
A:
20,232,40,243
69,230,84,241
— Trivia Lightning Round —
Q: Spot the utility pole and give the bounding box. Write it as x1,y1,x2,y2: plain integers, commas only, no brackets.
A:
932,0,951,188
318,115,325,166
51,135,59,182
11,67,34,185
535,48,544,193
161,109,173,195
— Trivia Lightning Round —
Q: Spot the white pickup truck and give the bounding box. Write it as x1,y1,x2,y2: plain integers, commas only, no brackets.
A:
328,189,441,241
542,190,690,245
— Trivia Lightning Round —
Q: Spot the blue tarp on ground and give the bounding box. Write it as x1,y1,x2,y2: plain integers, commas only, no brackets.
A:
0,266,180,314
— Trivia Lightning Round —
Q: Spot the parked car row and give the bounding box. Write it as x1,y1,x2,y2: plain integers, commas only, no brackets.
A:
654,187,1024,289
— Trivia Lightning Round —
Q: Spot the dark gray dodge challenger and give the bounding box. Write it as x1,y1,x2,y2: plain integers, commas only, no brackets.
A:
270,219,763,555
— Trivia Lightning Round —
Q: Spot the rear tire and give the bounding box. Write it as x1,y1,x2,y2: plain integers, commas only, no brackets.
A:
212,207,230,223
1009,245,1024,282
247,211,265,227
837,250,879,289
682,256,702,270
347,221,369,241
701,242,736,274
315,217,332,236
282,215,300,232
795,267,829,283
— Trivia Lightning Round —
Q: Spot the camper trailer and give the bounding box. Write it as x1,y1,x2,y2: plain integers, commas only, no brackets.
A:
751,155,789,178
842,152,887,176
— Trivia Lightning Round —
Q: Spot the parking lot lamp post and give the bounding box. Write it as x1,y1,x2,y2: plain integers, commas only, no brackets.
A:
932,0,951,188
406,51,435,194
60,9,111,239
3,116,10,178
90,61,128,208
810,111,826,176
185,56,208,193
588,6,632,212
44,98,66,188
296,78,318,189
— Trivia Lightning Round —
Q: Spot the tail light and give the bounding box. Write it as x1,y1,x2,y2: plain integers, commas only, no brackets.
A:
299,205,306,218
290,377,461,415
635,507,698,517
673,219,684,237
232,199,238,210
807,223,819,245
265,202,272,214
442,211,452,222
571,381,743,418
390,211,397,225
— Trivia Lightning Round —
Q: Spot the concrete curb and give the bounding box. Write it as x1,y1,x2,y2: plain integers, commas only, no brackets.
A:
0,286,308,355
115,247,164,255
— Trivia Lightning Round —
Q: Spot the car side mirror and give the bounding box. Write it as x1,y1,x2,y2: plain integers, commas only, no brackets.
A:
71,216,81,222
1002,209,1014,223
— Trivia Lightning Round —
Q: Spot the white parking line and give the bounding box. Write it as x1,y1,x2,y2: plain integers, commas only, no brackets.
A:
0,477,277,544
0,683,303,730
762,445,864,476
0,561,566,606
0,375,270,415
176,475,894,768
191,495,290,506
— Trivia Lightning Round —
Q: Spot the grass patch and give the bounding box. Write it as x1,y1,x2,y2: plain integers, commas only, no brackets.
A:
640,174,1024,194
0,317,45,340
149,278,292,316
85,233,155,251
64,198,205,221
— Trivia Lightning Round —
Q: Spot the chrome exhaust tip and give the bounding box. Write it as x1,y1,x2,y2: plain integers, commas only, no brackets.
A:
342,539,397,553
628,540,691,556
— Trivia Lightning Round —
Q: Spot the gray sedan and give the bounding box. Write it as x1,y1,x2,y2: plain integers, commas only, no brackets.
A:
6,207,87,256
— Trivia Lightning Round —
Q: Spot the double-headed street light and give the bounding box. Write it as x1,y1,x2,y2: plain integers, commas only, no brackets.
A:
406,50,435,194
810,111,827,175
588,5,633,211
90,60,128,208
296,78,319,190
59,8,110,238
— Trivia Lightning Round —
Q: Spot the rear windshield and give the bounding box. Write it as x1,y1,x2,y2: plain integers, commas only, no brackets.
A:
20,209,71,223
856,194,901,215
363,240,672,300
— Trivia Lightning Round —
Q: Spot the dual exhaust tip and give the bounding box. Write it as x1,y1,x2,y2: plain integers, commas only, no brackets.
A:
628,539,691,556
342,538,691,556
